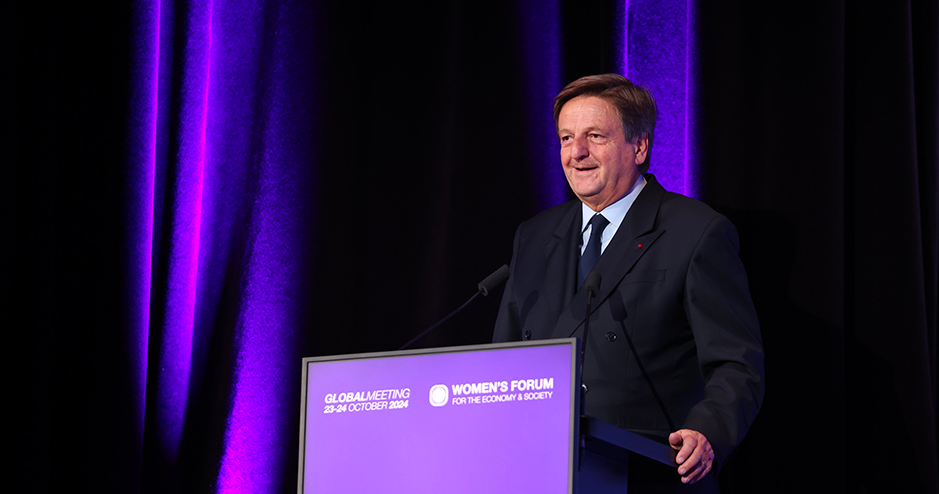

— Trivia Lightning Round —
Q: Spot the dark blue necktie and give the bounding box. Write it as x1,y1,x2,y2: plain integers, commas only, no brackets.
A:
578,213,610,287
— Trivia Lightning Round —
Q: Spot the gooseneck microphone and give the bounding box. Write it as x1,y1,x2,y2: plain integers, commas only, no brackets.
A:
478,265,511,296
581,271,601,390
579,271,601,470
398,265,510,350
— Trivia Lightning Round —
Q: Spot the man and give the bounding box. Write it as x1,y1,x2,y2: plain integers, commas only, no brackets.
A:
493,74,764,492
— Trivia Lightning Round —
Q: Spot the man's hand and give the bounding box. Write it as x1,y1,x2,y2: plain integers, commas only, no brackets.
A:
668,429,714,484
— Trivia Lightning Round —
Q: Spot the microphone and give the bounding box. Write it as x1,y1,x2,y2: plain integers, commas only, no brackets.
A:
478,264,510,296
584,271,601,299
579,271,601,471
580,271,601,394
399,265,510,350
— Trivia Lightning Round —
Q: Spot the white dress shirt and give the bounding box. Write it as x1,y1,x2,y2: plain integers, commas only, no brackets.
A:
579,174,647,255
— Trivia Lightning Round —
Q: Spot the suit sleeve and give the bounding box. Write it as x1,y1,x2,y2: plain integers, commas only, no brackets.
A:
681,215,765,468
493,224,523,343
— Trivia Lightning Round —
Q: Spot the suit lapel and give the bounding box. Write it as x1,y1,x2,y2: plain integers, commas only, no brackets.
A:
540,201,581,330
551,174,667,338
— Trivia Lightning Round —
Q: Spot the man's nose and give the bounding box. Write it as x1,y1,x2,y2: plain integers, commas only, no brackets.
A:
571,137,589,160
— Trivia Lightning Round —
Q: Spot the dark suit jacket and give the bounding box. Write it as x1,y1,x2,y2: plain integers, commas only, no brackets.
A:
493,174,764,470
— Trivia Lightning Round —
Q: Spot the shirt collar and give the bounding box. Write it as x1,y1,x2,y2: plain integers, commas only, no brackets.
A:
580,174,647,234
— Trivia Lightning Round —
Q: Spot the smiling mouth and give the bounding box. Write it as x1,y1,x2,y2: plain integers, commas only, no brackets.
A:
574,164,598,171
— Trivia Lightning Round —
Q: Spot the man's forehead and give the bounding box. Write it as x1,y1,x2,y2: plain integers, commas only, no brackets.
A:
558,97,622,132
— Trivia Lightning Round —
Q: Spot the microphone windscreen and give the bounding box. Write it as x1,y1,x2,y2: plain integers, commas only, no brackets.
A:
585,271,602,299
478,264,510,296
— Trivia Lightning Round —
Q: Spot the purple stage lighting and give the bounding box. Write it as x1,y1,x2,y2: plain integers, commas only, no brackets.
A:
619,0,698,198
516,0,568,211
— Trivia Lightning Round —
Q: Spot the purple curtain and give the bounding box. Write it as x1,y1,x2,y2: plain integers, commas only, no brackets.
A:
125,1,321,491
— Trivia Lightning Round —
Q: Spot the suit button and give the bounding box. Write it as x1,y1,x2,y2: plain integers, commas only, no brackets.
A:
605,332,617,342
524,330,532,340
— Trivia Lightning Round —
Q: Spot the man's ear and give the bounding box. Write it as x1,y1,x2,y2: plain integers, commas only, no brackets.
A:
635,133,650,165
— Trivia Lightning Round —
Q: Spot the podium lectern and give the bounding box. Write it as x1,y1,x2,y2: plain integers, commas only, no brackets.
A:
298,339,676,493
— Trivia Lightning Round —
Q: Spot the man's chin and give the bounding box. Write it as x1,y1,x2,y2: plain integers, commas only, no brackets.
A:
570,183,603,201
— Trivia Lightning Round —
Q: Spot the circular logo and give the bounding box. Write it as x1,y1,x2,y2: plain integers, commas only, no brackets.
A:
428,384,449,407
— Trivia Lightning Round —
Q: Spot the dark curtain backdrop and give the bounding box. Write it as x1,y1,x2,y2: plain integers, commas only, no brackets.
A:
6,0,937,493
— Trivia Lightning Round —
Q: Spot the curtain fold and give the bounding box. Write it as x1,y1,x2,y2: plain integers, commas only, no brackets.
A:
123,1,318,491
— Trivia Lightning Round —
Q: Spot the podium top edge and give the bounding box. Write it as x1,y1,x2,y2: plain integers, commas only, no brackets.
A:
301,338,579,364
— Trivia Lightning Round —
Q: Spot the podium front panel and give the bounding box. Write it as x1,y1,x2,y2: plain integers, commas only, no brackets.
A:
298,339,579,494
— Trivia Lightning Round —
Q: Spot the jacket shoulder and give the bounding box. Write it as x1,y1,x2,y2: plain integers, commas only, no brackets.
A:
656,190,732,235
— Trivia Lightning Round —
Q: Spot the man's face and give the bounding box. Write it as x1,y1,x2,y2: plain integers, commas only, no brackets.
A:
557,95,648,211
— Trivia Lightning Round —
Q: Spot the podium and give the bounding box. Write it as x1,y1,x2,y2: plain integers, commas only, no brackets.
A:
297,339,676,493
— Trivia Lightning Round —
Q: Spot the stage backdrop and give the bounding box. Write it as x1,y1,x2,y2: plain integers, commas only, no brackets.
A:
5,0,936,493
